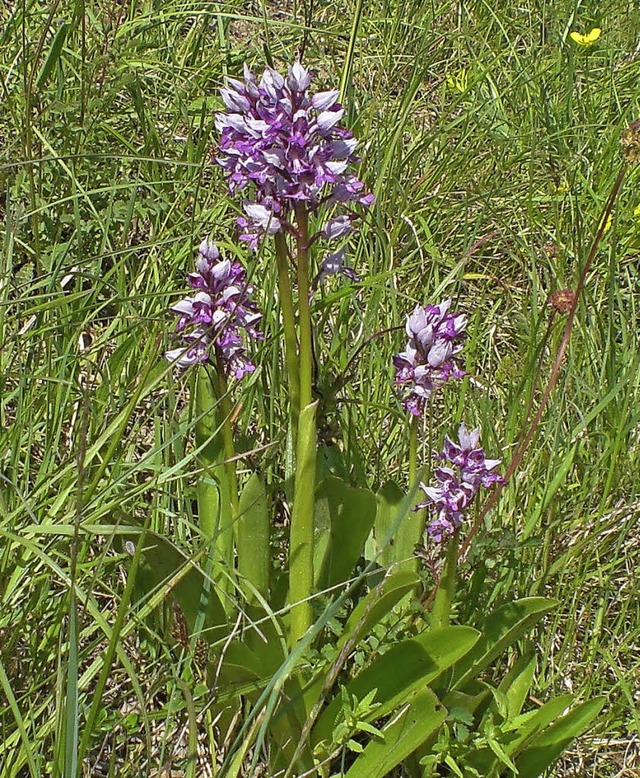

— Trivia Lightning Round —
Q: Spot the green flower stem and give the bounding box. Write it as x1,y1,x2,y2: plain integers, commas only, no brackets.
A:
413,411,432,545
195,368,235,608
408,415,418,485
295,204,313,410
275,231,300,445
431,533,458,628
289,400,318,646
396,414,422,572
213,360,239,517
289,204,318,645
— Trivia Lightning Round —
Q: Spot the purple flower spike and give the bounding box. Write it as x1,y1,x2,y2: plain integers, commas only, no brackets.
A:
416,424,503,543
393,300,467,415
215,61,372,246
166,240,262,377
440,423,503,489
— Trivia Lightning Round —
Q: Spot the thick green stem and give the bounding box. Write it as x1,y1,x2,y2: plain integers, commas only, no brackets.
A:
431,533,458,628
288,204,318,644
213,362,239,516
408,415,418,485
275,231,300,446
396,415,421,572
288,401,319,644
414,411,433,546
195,369,235,608
295,205,313,409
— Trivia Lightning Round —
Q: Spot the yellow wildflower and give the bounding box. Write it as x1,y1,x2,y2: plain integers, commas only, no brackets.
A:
446,68,468,94
570,28,601,47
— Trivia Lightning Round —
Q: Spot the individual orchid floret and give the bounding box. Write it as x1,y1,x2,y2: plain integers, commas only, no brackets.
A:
215,62,372,246
439,423,503,489
313,247,358,289
393,300,467,416
416,424,503,543
323,214,355,240
238,203,282,249
166,240,262,379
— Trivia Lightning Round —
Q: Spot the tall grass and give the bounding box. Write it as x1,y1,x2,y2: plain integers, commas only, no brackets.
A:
1,0,639,775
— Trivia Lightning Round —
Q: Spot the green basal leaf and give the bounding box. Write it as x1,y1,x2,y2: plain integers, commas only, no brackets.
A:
344,688,447,778
498,651,537,720
369,480,405,565
312,626,480,748
502,694,574,737
215,617,287,691
444,685,490,719
313,476,377,590
447,597,558,695
337,568,420,651
216,640,263,685
278,569,419,731
237,472,270,604
514,697,605,777
464,694,576,775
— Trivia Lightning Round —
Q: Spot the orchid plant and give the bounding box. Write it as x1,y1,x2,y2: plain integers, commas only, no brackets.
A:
147,61,607,776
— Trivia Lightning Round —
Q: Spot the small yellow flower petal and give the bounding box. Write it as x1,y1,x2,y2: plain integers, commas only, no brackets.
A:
570,28,601,47
634,203,640,218
446,68,468,93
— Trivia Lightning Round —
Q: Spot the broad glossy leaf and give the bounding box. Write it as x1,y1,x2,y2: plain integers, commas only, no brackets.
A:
467,651,538,739
237,472,270,604
447,598,558,694
338,569,420,651
298,569,420,716
499,651,537,720
313,476,377,589
370,481,405,565
514,697,605,776
218,640,263,685
312,626,479,747
317,442,350,482
344,688,447,778
270,675,316,774
466,693,575,774
214,619,289,708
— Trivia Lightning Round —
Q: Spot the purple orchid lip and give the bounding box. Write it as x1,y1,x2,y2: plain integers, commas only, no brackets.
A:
394,300,467,415
166,241,262,377
215,62,372,249
416,423,504,543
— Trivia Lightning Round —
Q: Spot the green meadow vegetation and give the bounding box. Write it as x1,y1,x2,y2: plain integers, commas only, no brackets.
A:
1,0,639,775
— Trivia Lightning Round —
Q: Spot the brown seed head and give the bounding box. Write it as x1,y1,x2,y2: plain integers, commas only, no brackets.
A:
549,288,575,314
621,119,640,164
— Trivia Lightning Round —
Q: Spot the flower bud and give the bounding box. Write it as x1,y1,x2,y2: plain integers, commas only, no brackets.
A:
549,288,575,314
621,119,640,164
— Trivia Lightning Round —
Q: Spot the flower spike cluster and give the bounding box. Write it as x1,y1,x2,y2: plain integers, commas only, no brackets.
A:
417,424,503,543
215,62,372,261
165,240,262,378
393,300,467,416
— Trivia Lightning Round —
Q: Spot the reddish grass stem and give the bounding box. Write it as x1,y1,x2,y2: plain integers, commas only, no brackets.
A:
457,163,627,562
